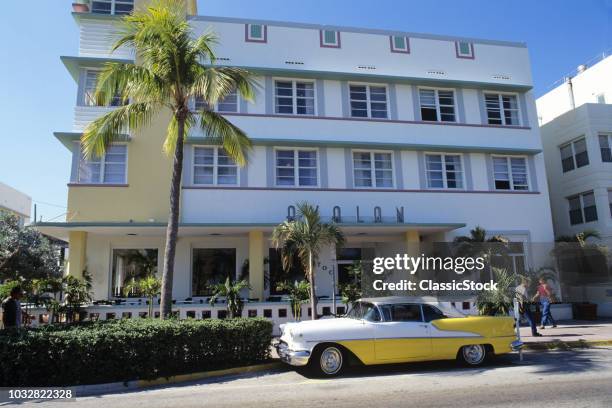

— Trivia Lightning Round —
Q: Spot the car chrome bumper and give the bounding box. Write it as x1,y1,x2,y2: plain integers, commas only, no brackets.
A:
274,340,310,366
511,340,524,351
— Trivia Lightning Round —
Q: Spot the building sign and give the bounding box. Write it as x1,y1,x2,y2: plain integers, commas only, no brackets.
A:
287,205,405,224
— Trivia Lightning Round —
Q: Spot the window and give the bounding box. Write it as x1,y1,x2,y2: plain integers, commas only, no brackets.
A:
485,93,520,125
193,147,238,185
111,249,158,297
91,0,133,15
274,80,315,115
492,242,525,275
599,134,612,162
192,249,236,296
596,93,606,104
353,151,393,188
422,305,447,322
83,70,123,107
268,249,305,295
390,35,409,53
349,84,388,118
455,41,474,58
419,88,456,122
492,156,529,191
560,138,589,172
380,304,422,322
320,30,340,48
275,149,318,187
568,191,598,225
347,302,380,322
425,154,463,189
194,90,238,113
245,24,266,42
78,144,127,184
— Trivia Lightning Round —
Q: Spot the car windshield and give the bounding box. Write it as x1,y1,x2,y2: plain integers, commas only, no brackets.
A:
346,302,381,322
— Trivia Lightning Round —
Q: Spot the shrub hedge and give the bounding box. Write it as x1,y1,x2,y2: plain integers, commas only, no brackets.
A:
0,318,273,386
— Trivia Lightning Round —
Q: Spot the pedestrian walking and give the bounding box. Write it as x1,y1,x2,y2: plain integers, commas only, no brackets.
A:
2,286,24,329
516,277,542,336
533,277,557,329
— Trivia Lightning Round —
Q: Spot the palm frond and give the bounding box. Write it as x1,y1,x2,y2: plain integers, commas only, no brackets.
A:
199,110,252,166
190,66,256,106
82,102,156,158
96,62,168,106
163,112,195,154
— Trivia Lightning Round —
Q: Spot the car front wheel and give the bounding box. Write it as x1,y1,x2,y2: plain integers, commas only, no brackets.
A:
309,344,345,377
458,344,487,366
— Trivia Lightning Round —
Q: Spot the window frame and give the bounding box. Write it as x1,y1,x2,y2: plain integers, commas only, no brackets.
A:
389,35,410,53
274,148,320,188
491,155,530,191
418,87,457,123
568,191,598,225
598,133,612,163
91,0,134,15
424,152,465,190
483,91,522,126
109,247,160,298
245,23,267,43
559,137,590,173
194,89,240,113
273,78,317,116
82,68,124,107
192,146,239,186
351,149,395,189
78,143,128,184
320,29,341,48
348,82,390,119
455,41,475,59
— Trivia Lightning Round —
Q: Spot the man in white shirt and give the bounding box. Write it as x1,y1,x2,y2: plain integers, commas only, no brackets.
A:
516,277,542,337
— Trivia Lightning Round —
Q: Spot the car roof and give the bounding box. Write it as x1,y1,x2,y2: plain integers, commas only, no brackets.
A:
359,296,442,305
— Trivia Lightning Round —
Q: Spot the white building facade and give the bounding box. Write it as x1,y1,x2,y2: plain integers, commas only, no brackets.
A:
0,182,31,226
38,1,555,321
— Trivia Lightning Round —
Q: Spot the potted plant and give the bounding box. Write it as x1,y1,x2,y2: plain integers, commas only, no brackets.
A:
209,277,250,318
72,0,90,13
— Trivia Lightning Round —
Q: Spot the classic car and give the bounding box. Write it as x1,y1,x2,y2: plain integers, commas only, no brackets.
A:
275,297,521,376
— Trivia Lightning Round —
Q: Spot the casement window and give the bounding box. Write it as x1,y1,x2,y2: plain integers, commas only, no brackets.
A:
274,80,315,115
425,154,463,189
193,147,238,185
83,70,123,107
91,0,133,15
194,89,238,113
492,156,529,191
568,191,598,225
485,93,520,126
245,24,266,42
455,41,474,59
599,133,612,162
192,248,236,296
275,149,318,187
320,30,340,48
419,88,456,122
349,85,388,119
560,138,589,172
78,144,127,184
390,35,409,53
352,151,393,188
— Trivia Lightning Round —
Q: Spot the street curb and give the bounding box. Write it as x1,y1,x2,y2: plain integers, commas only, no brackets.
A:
523,339,612,350
73,361,284,397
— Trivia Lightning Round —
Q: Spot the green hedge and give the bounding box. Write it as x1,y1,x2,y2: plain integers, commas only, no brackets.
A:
0,318,273,386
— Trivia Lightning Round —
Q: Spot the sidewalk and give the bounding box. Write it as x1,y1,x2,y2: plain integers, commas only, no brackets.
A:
520,319,612,347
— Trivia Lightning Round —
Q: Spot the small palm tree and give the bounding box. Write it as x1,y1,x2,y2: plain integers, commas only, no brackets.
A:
556,229,601,246
123,275,162,318
272,202,345,320
340,261,362,308
82,0,255,318
476,267,516,316
209,277,250,318
277,280,310,320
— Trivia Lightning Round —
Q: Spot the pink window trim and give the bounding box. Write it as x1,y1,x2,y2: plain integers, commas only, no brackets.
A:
245,24,267,43
390,35,410,54
455,41,475,59
319,30,341,48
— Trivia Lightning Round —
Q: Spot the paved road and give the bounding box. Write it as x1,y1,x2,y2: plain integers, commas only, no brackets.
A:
17,347,612,408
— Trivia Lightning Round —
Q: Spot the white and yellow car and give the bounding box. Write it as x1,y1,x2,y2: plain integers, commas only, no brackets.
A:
275,297,521,376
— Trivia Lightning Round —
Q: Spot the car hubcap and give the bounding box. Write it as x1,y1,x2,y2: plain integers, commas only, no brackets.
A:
320,347,342,375
463,345,485,365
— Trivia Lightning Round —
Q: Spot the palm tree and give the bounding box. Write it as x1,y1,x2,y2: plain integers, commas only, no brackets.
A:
476,267,516,316
123,275,162,318
208,277,250,318
81,0,255,318
276,280,310,320
453,226,508,281
272,202,345,320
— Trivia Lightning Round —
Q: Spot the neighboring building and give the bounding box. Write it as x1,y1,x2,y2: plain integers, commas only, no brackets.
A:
536,55,612,249
0,182,31,226
38,0,554,310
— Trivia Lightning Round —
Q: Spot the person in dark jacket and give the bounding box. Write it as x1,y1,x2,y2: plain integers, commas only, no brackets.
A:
2,286,24,329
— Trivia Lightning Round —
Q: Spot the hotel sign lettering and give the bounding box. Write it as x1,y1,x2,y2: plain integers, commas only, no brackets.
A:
287,205,405,224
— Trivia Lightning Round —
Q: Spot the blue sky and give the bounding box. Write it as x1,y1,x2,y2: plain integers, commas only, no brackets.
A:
0,0,610,222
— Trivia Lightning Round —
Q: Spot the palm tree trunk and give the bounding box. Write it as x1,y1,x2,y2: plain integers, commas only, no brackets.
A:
309,250,317,320
160,115,185,318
